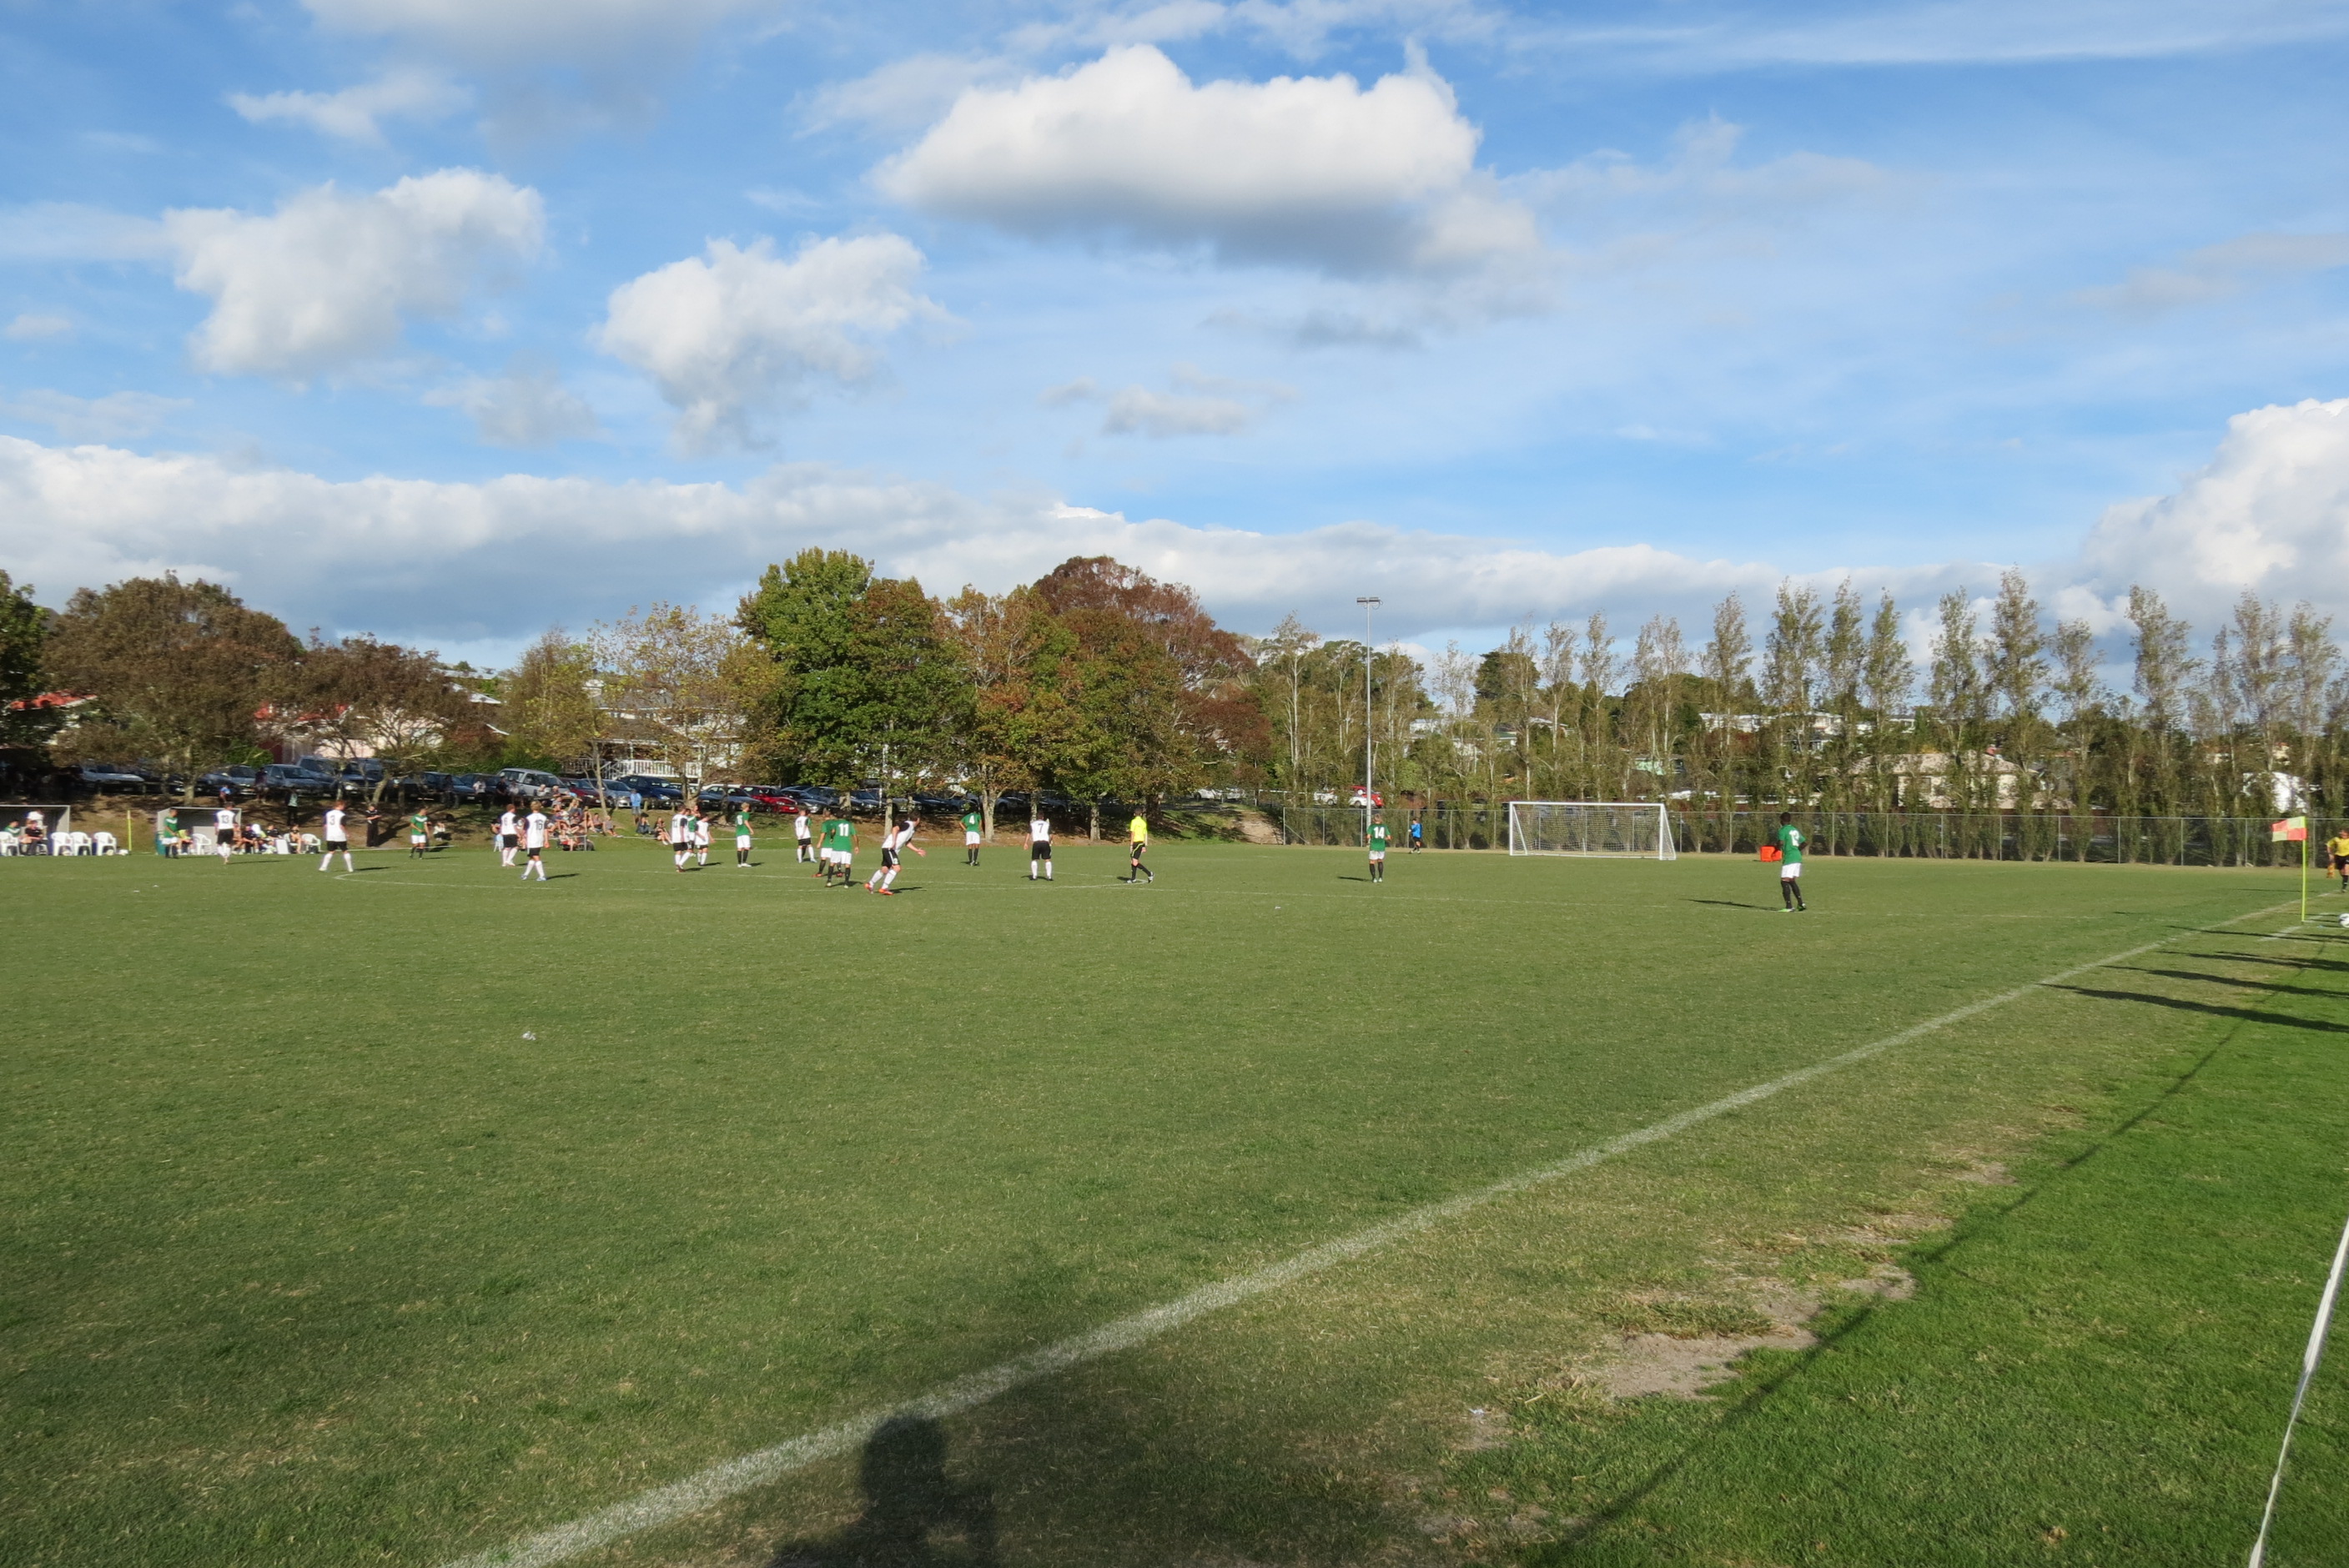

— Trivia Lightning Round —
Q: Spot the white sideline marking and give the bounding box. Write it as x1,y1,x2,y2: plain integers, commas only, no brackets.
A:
441,900,2303,1568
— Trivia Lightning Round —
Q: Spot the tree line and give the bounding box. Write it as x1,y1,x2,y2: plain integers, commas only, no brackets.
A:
3,557,2341,826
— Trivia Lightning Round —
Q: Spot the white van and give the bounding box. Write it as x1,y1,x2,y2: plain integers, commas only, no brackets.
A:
497,768,564,800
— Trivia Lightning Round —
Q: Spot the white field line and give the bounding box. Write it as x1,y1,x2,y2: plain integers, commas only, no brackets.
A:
440,900,2304,1568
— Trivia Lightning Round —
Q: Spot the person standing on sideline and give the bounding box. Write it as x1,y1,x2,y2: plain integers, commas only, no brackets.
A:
1368,816,1389,882
960,803,984,866
214,803,239,862
667,807,694,872
794,808,814,864
1774,812,1808,912
521,805,550,881
158,806,179,857
733,807,754,868
2330,825,2349,891
1028,812,1054,882
319,803,354,872
496,807,519,867
408,807,431,859
1408,817,1424,853
1125,811,1153,883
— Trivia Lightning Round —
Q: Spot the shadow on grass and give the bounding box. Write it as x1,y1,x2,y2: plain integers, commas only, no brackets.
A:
733,1337,1406,1568
1690,899,1773,911
2123,966,2349,1002
769,1415,997,1568
2176,951,2349,975
2045,986,2349,1033
1527,1026,2243,1559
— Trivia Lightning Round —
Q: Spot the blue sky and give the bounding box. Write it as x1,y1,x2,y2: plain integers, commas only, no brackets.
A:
3,0,2348,666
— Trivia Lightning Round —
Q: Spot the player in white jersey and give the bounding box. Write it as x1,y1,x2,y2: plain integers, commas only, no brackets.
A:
692,812,713,867
520,808,550,881
496,807,519,867
1028,814,1053,881
666,808,693,872
793,810,814,863
214,806,238,862
318,805,354,872
866,818,923,894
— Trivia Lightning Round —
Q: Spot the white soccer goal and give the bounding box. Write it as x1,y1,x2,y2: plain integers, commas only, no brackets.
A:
1506,801,1678,860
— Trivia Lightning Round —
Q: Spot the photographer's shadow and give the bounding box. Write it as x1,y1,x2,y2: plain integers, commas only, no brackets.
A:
768,1415,997,1568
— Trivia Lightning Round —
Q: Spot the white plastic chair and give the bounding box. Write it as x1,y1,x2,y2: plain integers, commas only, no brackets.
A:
92,832,118,855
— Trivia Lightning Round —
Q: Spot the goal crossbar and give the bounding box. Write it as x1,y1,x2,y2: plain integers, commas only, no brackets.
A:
1507,801,1677,860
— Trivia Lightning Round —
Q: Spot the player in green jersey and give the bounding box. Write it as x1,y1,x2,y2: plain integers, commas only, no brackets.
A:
408,809,431,859
1774,812,1807,912
1367,817,1389,882
823,816,855,886
732,807,753,868
960,806,983,866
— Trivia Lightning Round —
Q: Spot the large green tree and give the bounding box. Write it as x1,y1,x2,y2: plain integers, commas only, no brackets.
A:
43,575,299,799
0,570,55,748
737,550,968,796
280,636,475,802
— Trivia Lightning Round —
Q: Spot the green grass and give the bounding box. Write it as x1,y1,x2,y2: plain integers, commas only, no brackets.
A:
1,840,2341,1565
1461,921,2349,1567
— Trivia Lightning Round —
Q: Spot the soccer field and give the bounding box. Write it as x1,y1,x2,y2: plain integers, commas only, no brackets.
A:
5,840,2345,1566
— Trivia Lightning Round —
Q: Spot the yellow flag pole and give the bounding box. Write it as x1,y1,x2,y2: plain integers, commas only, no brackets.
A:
2304,827,2311,923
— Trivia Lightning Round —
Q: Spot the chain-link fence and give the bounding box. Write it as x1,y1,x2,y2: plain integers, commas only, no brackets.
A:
1270,803,2332,867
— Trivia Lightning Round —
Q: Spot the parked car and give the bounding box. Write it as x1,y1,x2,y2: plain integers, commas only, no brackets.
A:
846,788,884,814
742,787,804,812
261,762,334,792
779,785,840,811
605,775,683,804
75,762,151,792
1348,789,1386,807
496,767,564,800
198,765,260,796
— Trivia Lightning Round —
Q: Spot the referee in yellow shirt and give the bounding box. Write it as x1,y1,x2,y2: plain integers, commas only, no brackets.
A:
1126,811,1154,883
2329,827,2349,891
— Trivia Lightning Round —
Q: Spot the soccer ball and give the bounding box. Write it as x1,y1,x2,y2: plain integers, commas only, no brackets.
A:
2338,912,2349,929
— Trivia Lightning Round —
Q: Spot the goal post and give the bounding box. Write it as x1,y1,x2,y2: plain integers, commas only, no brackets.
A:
1506,801,1678,860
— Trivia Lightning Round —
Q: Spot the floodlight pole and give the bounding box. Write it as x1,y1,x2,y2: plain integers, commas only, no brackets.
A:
1356,596,1380,838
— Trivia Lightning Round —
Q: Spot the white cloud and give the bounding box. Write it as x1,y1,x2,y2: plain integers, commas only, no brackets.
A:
1527,0,2349,72
163,169,544,379
229,69,467,144
299,0,769,69
6,402,2340,657
803,53,1019,136
0,431,1974,654
0,202,167,262
876,45,1542,279
1044,361,1295,436
1526,118,1895,222
5,314,74,343
2080,398,2349,621
0,390,190,442
1104,387,1254,436
2072,232,2349,316
424,359,601,447
595,233,939,453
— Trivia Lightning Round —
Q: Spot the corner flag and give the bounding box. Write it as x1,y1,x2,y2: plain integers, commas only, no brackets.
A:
2276,816,2311,922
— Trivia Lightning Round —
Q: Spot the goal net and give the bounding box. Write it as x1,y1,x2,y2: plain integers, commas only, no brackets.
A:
1507,802,1677,860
